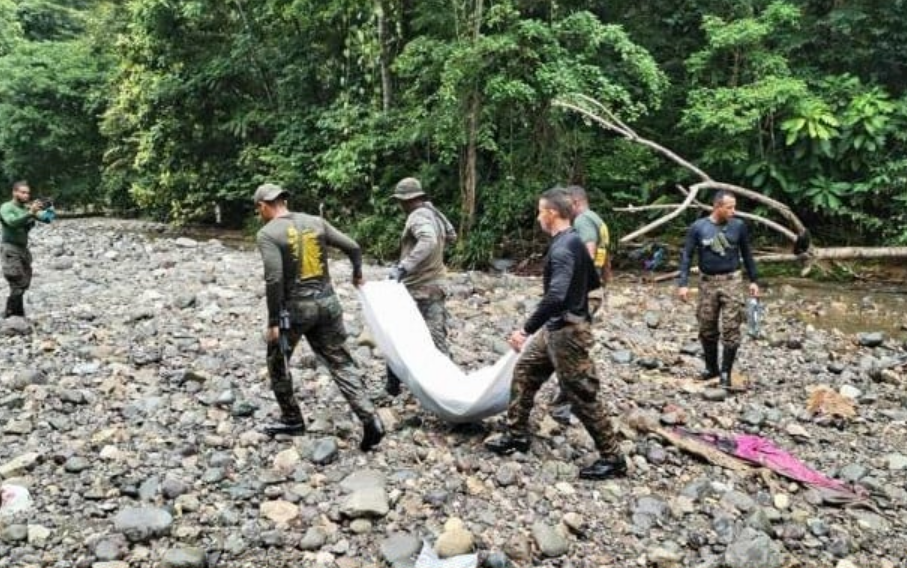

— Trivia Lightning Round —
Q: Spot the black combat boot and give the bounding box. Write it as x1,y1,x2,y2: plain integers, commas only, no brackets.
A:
3,297,12,318
484,433,530,455
262,417,306,437
360,414,386,452
719,344,739,389
385,365,401,397
12,296,24,317
579,454,628,480
700,339,720,380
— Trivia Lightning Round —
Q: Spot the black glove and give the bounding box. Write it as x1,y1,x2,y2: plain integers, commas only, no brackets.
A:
388,265,407,282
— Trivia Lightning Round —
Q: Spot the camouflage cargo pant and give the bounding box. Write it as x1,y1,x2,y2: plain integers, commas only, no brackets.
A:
267,294,375,423
1,243,32,296
410,284,449,356
697,275,745,348
508,323,619,456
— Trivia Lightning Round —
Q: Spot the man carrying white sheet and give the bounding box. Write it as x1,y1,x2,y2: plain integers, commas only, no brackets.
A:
485,187,627,480
385,177,457,397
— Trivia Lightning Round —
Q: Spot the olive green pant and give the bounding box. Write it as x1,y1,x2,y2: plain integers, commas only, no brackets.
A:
267,294,375,423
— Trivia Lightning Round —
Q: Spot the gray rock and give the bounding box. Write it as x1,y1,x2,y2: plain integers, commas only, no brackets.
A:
857,332,884,347
138,476,160,501
611,350,633,364
311,438,339,465
340,469,386,492
161,477,190,499
93,536,127,561
299,526,327,551
112,507,173,542
63,456,91,473
161,547,207,568
644,311,661,329
1,524,27,543
531,522,569,557
837,463,868,483
721,490,757,513
885,453,907,471
702,388,730,402
484,551,510,568
680,342,700,355
724,528,783,568
495,463,520,487
381,533,422,564
1,317,32,336
341,486,390,518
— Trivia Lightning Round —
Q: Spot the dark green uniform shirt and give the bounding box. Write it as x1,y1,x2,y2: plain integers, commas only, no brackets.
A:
257,212,362,326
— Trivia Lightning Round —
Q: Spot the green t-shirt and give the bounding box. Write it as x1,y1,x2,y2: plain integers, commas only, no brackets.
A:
573,209,604,247
573,209,610,274
0,200,52,247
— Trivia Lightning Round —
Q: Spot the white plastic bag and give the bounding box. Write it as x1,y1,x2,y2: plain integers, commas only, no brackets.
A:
0,484,32,517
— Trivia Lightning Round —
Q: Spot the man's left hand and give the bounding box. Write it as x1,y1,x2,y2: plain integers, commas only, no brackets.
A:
749,282,760,298
388,265,407,282
265,325,279,343
353,275,364,288
508,329,528,352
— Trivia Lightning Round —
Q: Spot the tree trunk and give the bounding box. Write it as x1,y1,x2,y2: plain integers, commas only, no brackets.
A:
376,0,392,112
460,92,480,236
458,0,483,238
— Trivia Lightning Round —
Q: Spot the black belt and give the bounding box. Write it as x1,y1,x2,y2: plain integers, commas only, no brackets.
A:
700,271,740,282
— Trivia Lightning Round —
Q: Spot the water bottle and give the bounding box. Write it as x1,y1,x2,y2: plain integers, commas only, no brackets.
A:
746,297,764,338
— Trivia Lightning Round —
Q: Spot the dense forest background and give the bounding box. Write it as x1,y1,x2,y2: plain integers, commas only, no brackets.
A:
0,0,905,266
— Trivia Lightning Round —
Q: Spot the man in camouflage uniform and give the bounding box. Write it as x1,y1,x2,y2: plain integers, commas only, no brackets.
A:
385,177,457,396
550,185,611,423
485,187,626,480
1,181,54,318
678,190,760,390
254,183,384,451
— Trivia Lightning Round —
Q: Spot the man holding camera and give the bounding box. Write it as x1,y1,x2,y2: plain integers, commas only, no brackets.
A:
1,181,54,318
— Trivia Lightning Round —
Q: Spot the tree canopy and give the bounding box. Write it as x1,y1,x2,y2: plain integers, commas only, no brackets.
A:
1,0,905,264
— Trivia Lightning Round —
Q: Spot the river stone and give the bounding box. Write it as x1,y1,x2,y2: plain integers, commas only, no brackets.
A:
311,438,339,464
260,500,298,525
1,524,27,542
381,533,422,564
611,350,633,364
340,469,386,492
299,526,327,550
531,522,569,557
435,526,474,557
341,486,389,518
161,547,207,568
113,507,173,542
724,528,783,568
885,453,907,471
857,332,884,347
0,452,41,477
94,535,127,560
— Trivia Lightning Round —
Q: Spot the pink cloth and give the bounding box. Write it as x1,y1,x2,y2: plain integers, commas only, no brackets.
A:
731,434,847,490
676,429,869,504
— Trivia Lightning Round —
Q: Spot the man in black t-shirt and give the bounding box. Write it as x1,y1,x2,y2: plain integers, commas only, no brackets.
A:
677,190,760,389
485,187,626,480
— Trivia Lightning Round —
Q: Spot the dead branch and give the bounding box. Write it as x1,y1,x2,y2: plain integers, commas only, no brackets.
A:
553,94,907,266
617,189,798,242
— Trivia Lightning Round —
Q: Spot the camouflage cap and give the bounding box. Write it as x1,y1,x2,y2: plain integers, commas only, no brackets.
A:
253,183,288,204
392,177,426,201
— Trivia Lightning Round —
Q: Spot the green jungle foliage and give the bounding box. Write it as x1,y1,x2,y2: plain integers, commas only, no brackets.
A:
0,0,905,265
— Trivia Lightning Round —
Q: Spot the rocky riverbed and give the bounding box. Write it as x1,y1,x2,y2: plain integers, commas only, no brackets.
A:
1,218,906,568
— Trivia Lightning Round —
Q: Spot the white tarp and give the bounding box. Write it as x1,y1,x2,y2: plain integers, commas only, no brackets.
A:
359,281,516,423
